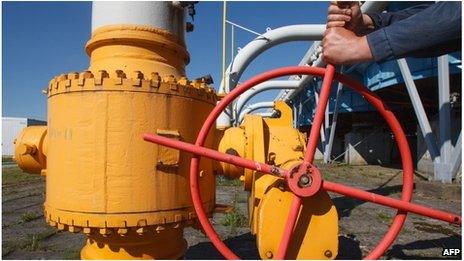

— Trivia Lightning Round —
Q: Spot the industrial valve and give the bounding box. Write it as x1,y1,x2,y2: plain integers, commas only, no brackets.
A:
12,1,461,259
13,2,219,259
144,65,462,259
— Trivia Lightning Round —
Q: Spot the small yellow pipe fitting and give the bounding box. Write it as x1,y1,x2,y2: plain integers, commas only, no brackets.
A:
14,126,47,174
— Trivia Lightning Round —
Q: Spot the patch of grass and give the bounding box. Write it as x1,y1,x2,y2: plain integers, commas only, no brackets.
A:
221,210,247,227
20,228,59,251
26,234,41,251
2,166,42,185
216,176,242,186
376,212,391,222
21,211,39,222
62,248,81,260
413,221,459,236
2,242,16,257
2,156,14,164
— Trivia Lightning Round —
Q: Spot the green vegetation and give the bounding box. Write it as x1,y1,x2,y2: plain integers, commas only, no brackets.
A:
23,228,59,251
2,166,42,185
376,212,391,222
62,249,81,260
221,210,247,228
216,176,242,186
2,156,14,164
21,211,39,223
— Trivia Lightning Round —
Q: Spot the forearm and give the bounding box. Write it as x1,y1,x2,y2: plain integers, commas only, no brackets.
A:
366,2,461,62
365,3,433,29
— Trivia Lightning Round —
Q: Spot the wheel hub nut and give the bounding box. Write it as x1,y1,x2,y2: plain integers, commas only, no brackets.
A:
298,174,312,188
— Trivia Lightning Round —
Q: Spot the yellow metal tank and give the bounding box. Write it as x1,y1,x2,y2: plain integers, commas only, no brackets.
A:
16,19,217,260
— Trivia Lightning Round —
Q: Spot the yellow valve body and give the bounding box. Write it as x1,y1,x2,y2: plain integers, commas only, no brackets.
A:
216,101,339,259
14,24,218,259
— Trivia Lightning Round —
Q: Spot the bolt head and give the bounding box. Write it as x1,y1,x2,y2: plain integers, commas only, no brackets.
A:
298,174,312,187
324,250,333,258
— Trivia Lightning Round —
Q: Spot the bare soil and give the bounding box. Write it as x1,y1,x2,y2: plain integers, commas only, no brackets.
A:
2,164,461,259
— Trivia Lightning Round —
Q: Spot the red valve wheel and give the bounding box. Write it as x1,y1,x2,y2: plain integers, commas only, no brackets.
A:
144,66,461,260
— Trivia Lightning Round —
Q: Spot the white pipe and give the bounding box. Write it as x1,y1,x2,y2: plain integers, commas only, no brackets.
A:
216,24,325,128
218,24,326,94
91,1,186,41
235,80,300,123
216,102,233,130
238,102,275,123
437,54,452,182
255,112,274,118
324,79,344,163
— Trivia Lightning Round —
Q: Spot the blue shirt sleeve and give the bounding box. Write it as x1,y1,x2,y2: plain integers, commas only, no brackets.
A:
365,2,461,63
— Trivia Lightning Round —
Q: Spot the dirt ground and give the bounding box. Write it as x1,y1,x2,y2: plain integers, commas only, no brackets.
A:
2,163,462,260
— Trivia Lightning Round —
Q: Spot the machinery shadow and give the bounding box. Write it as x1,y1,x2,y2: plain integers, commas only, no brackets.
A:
184,233,260,259
385,235,462,260
332,184,405,219
184,233,363,259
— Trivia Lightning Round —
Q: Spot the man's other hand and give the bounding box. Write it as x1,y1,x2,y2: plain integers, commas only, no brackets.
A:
327,1,373,35
322,27,373,65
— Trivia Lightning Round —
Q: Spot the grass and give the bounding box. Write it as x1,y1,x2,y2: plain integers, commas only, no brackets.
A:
2,166,42,185
62,249,81,260
216,176,242,187
221,210,247,228
376,212,391,222
21,211,39,223
2,156,14,164
21,228,59,251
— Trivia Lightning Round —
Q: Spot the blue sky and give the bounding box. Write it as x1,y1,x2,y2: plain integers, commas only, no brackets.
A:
3,1,329,120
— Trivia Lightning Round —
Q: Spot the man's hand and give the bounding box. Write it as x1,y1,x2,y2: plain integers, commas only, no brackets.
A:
327,1,373,35
322,27,373,65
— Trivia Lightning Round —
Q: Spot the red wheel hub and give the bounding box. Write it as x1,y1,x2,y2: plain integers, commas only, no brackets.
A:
143,65,461,260
286,163,322,198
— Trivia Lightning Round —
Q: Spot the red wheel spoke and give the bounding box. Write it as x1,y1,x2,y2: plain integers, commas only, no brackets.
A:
276,196,302,259
278,65,336,259
323,180,461,224
301,64,336,167
143,133,287,177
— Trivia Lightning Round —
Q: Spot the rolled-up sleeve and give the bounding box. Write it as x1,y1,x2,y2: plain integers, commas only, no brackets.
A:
365,2,461,63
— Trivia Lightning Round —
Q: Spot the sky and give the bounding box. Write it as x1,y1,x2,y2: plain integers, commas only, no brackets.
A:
2,1,329,120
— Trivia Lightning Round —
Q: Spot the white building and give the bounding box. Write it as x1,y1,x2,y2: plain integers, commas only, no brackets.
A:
2,117,46,156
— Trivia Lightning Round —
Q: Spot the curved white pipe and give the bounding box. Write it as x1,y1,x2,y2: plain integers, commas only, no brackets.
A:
216,24,324,129
234,80,300,124
255,112,274,118
219,24,326,94
238,101,275,123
